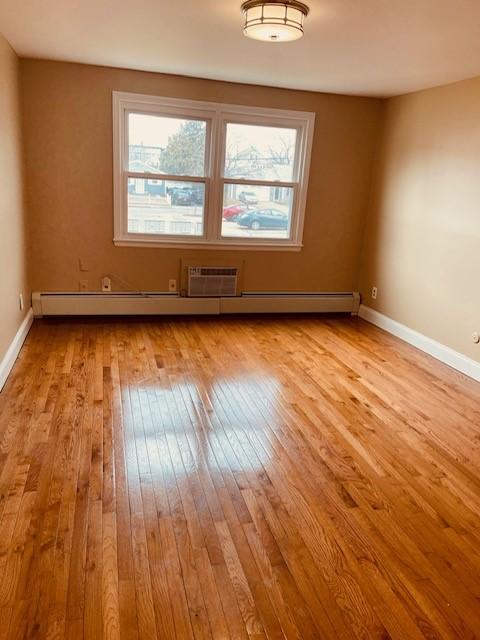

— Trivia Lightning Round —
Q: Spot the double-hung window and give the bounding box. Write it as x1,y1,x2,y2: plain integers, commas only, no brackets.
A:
113,92,315,249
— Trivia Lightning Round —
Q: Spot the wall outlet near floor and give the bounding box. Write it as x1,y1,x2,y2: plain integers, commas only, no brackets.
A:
102,276,112,292
473,332,480,344
168,279,177,292
19,293,24,311
79,279,88,291
371,286,378,300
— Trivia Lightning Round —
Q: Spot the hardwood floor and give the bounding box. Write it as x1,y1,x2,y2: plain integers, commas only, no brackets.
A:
0,315,479,639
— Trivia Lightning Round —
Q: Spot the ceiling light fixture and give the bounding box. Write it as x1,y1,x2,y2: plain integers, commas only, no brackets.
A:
241,0,310,42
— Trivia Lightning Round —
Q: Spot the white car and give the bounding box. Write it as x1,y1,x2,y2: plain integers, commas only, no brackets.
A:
238,191,258,205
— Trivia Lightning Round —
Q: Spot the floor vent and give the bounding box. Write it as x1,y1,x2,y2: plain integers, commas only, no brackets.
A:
188,267,238,297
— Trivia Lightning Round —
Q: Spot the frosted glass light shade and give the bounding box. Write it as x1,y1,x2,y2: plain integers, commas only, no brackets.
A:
241,1,309,42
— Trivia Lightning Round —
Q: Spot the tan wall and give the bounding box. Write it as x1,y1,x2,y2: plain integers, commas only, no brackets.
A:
0,35,30,364
20,59,382,294
359,77,480,362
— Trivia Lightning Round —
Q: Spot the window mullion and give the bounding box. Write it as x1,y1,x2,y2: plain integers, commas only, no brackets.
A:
205,111,224,242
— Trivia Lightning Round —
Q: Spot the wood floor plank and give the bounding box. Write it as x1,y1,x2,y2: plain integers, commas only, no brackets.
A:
0,315,479,639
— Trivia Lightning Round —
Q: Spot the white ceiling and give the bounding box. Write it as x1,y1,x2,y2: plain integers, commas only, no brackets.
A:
1,0,480,97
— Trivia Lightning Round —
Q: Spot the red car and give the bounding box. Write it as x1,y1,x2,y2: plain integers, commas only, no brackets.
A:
222,204,247,220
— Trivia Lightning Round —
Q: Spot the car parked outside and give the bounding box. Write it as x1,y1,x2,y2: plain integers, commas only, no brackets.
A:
238,191,258,205
168,186,204,206
222,204,248,220
236,208,289,230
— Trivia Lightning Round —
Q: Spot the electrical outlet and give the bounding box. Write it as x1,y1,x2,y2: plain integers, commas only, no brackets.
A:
102,276,112,292
79,279,88,291
473,332,480,344
19,293,24,311
371,286,378,300
168,279,177,292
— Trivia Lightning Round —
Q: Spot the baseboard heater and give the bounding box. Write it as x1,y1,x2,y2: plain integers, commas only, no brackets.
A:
32,291,360,317
221,292,360,314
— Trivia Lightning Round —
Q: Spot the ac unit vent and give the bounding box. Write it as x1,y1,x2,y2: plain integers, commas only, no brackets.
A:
188,267,238,297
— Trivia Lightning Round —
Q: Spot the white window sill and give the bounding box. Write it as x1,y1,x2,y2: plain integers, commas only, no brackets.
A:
113,238,303,251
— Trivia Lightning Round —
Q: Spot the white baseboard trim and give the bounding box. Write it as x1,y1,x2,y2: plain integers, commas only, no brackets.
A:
0,308,34,392
358,305,480,383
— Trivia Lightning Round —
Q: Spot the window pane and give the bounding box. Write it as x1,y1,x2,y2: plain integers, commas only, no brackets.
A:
128,113,207,177
221,183,293,239
128,179,204,236
224,123,297,182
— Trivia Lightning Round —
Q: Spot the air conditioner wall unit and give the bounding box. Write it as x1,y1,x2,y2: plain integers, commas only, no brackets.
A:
187,266,238,297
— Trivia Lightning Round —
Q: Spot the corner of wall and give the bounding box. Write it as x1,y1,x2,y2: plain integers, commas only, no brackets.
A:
355,98,388,299
0,32,32,371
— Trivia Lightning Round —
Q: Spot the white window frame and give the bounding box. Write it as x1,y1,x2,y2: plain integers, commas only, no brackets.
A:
113,91,315,251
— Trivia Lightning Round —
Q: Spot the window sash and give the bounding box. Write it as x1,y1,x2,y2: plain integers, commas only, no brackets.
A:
220,119,302,184
126,108,212,179
113,92,315,249
125,174,208,240
220,182,297,242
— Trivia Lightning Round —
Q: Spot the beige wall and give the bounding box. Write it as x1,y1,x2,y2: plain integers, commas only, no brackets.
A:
0,35,30,364
359,77,480,362
20,59,382,294
6,54,480,365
